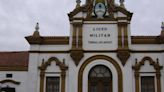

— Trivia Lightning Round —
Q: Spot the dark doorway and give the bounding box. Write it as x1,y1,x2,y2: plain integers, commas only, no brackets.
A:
1,87,15,92
88,65,112,92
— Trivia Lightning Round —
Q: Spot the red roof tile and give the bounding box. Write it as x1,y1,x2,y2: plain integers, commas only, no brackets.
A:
0,52,29,67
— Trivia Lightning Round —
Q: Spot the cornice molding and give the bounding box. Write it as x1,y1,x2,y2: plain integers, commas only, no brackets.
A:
25,35,164,45
28,49,164,53
0,67,28,71
25,36,69,45
131,36,164,44
131,36,158,44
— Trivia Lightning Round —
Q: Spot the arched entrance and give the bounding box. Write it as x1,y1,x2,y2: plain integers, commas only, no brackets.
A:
88,65,112,92
78,55,123,92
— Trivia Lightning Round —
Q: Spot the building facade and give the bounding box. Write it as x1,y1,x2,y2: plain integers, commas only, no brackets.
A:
0,0,164,92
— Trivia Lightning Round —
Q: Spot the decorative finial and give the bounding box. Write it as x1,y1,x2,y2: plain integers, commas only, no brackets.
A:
33,22,40,37
120,0,125,8
76,0,81,8
35,22,39,31
161,22,164,30
160,22,164,37
63,59,65,64
41,59,45,65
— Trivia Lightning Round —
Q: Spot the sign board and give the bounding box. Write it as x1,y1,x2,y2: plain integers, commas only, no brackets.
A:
83,24,118,50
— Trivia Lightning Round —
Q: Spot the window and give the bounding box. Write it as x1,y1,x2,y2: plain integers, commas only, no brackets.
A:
46,77,60,92
6,74,13,78
141,76,155,92
88,65,112,92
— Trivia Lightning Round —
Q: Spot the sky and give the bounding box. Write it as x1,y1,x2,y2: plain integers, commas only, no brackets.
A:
0,0,164,51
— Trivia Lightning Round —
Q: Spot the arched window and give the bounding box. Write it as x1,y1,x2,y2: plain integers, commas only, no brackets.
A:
88,65,112,92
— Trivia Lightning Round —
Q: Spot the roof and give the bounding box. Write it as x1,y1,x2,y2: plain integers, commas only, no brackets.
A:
0,51,29,71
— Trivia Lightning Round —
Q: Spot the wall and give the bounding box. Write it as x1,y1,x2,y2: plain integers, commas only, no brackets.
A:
0,71,28,92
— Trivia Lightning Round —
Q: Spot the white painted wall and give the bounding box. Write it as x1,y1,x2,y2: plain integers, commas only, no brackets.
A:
0,71,28,92
30,45,70,51
0,51,163,92
27,53,40,92
131,44,163,50
26,41,164,92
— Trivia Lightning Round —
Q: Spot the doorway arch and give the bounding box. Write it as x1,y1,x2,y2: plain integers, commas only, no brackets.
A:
78,55,123,92
88,65,112,92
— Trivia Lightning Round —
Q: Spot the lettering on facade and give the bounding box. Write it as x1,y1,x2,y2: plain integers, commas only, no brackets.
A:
88,27,112,44
90,34,110,37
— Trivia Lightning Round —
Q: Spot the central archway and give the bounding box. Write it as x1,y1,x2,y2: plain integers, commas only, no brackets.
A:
78,55,123,92
88,65,113,92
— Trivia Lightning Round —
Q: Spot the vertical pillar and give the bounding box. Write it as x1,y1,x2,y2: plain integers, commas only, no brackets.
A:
78,24,83,49
134,71,140,92
71,23,83,49
70,22,84,66
40,70,45,92
117,22,130,66
156,72,161,92
124,24,129,49
118,23,123,49
61,71,66,92
72,25,77,49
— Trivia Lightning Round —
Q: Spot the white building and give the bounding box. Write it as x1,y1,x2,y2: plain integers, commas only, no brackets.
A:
0,0,164,92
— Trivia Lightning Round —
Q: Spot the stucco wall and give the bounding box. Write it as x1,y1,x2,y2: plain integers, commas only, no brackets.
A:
0,71,28,92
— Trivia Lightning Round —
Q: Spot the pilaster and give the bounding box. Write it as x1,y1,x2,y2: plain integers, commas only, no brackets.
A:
117,22,130,66
70,21,84,66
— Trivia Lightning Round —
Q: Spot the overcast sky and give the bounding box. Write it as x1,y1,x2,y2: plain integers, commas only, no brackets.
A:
0,0,164,51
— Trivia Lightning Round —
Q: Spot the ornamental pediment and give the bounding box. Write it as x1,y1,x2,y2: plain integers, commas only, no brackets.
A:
68,0,132,20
